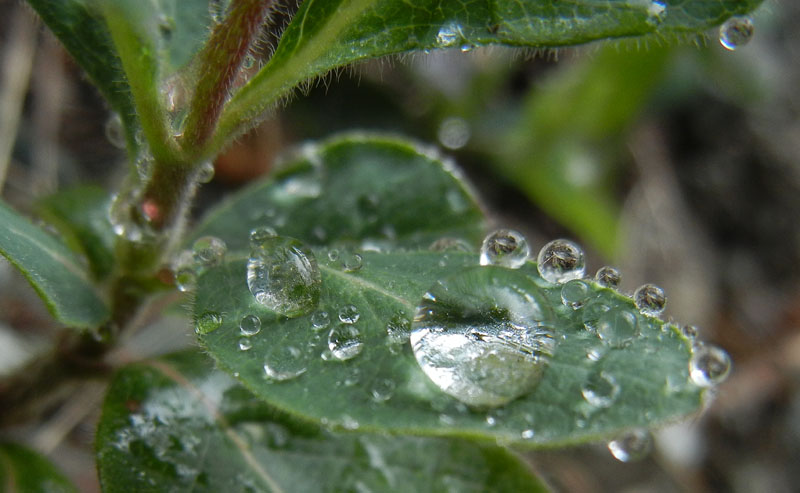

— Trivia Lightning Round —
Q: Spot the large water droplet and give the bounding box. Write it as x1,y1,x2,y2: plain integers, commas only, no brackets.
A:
608,429,652,462
196,311,222,334
634,284,666,317
338,305,360,324
561,279,591,309
537,239,585,283
246,236,321,317
719,16,754,51
410,266,556,408
581,371,620,408
689,344,731,387
239,314,261,336
479,229,530,269
264,346,307,381
192,236,226,268
595,266,621,289
596,309,638,347
328,325,364,361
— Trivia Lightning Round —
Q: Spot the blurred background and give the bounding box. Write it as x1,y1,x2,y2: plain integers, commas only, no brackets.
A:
1,0,798,491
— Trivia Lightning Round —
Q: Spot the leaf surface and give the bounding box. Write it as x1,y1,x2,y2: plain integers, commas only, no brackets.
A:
0,200,109,329
96,351,547,492
0,442,77,493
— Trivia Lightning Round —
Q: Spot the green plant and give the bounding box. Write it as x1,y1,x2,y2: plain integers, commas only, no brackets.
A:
0,0,761,490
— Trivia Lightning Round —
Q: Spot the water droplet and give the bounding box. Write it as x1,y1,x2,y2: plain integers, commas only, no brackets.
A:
327,249,340,262
646,0,667,25
242,54,255,69
581,371,621,408
586,345,607,362
561,279,592,309
480,229,530,269
537,239,585,283
342,368,361,386
338,305,360,324
485,415,497,426
429,237,472,252
311,311,330,331
719,16,754,51
196,312,222,334
521,429,535,439
192,236,226,268
689,344,731,387
174,266,197,292
370,379,396,402
239,314,261,336
596,309,639,347
263,346,306,381
410,267,556,407
436,23,461,47
681,324,698,340
634,284,666,317
342,253,363,272
608,429,652,462
328,325,363,361
247,236,321,317
437,117,471,150
196,161,215,183
238,338,252,351
595,266,621,289
386,311,411,344
104,113,126,149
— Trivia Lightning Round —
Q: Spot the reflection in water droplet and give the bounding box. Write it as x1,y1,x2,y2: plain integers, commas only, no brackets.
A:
596,309,638,347
192,236,226,268
595,266,621,289
410,266,556,407
264,346,306,381
479,229,530,269
561,279,591,309
196,312,222,334
719,16,754,51
342,253,363,272
681,324,698,340
634,284,666,317
174,267,197,292
537,239,585,283
370,379,396,402
689,344,731,387
105,113,126,149
238,338,252,351
581,371,620,408
338,305,360,324
246,236,321,317
608,429,652,462
311,311,330,331
239,314,261,336
328,325,364,361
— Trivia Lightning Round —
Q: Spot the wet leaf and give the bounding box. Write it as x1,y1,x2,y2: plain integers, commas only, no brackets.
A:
0,442,77,493
96,351,547,492
0,200,109,329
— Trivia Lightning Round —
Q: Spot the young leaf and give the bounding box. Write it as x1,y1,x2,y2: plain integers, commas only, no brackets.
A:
195,250,702,446
0,201,109,329
0,442,78,493
96,350,548,492
36,186,116,280
213,0,763,149
191,133,487,250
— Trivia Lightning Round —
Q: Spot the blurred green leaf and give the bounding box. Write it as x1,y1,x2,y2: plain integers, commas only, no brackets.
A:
0,442,77,493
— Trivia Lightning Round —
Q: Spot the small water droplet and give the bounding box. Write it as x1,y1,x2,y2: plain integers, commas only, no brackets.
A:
104,113,126,149
386,311,411,344
437,23,461,47
338,305,360,324
521,429,535,439
247,236,321,317
174,266,197,292
239,314,261,336
719,16,754,51
238,338,252,351
342,368,361,386
646,0,667,25
681,324,698,340
596,309,639,347
196,311,222,334
328,325,364,361
437,117,471,150
634,284,666,317
327,249,340,262
561,279,591,309
196,161,215,183
311,311,330,331
689,344,731,387
480,229,530,269
586,345,607,362
242,54,255,69
429,237,472,252
595,266,621,289
342,253,363,272
370,379,396,402
485,415,497,426
339,415,360,430
608,429,652,462
581,371,621,408
537,239,585,283
192,236,226,268
263,346,307,381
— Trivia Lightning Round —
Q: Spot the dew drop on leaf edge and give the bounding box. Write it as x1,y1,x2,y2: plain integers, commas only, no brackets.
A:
537,239,586,284
719,16,754,51
689,344,731,387
479,229,530,269
608,429,652,463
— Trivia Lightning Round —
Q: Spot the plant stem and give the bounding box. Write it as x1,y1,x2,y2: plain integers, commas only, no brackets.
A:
182,0,274,153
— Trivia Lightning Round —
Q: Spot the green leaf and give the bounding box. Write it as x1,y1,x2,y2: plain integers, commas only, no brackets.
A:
36,186,116,280
96,351,548,492
0,442,77,493
195,249,702,446
191,133,487,250
0,200,109,329
213,0,763,149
